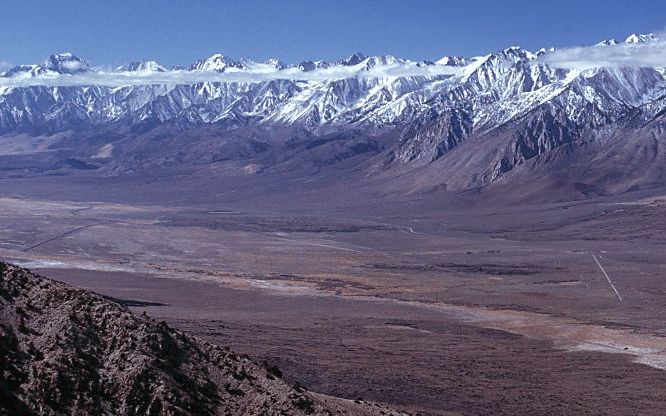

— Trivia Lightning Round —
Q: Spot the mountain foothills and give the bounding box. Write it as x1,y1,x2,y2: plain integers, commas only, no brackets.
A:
1,33,666,195
0,263,405,416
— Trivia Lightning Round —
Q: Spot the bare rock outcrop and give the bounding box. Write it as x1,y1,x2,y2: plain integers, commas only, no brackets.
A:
0,262,404,416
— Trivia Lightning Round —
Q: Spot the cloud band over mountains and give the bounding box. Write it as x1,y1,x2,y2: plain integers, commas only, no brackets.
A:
0,63,461,88
539,37,666,69
2,35,666,89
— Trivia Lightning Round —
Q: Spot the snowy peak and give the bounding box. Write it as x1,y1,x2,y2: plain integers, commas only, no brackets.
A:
264,58,286,70
43,53,90,74
437,46,537,72
625,33,660,44
117,60,167,72
3,53,89,78
340,52,367,66
498,46,536,62
297,60,331,72
296,54,402,72
436,56,468,66
597,39,619,46
359,55,404,70
596,33,660,46
188,54,245,72
2,64,44,78
535,47,555,57
1,30,665,141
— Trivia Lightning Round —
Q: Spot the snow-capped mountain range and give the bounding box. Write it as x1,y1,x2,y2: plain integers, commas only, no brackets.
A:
2,33,666,195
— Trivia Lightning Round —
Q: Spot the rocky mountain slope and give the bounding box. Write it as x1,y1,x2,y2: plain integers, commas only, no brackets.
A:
1,33,666,196
0,262,405,416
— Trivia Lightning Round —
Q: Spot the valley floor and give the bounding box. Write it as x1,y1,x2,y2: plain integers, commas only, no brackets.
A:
2,173,666,415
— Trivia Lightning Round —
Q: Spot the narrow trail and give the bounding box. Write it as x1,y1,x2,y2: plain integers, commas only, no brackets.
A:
366,219,425,236
22,223,101,253
270,234,385,256
592,254,623,302
71,206,94,216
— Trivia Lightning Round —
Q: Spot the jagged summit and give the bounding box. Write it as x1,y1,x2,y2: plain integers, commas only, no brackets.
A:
296,59,330,71
340,52,367,66
2,52,89,78
43,52,90,74
436,56,468,66
264,57,286,69
597,39,619,46
625,33,660,44
535,47,555,56
188,53,246,72
3,31,662,79
117,60,167,72
595,33,660,47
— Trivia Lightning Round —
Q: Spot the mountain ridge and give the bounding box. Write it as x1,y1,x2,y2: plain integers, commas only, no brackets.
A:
1,32,666,197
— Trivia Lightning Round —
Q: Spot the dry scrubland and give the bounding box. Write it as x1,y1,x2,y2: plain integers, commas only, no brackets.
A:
1,173,666,415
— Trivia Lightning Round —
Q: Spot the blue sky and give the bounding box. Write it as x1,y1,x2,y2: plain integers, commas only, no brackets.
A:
1,0,665,68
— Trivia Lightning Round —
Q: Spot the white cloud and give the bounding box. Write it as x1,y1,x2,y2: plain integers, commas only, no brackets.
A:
0,61,13,71
61,60,86,71
539,39,666,70
0,62,462,88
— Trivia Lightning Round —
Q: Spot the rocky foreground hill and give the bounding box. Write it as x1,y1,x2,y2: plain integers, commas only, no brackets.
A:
0,262,404,416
